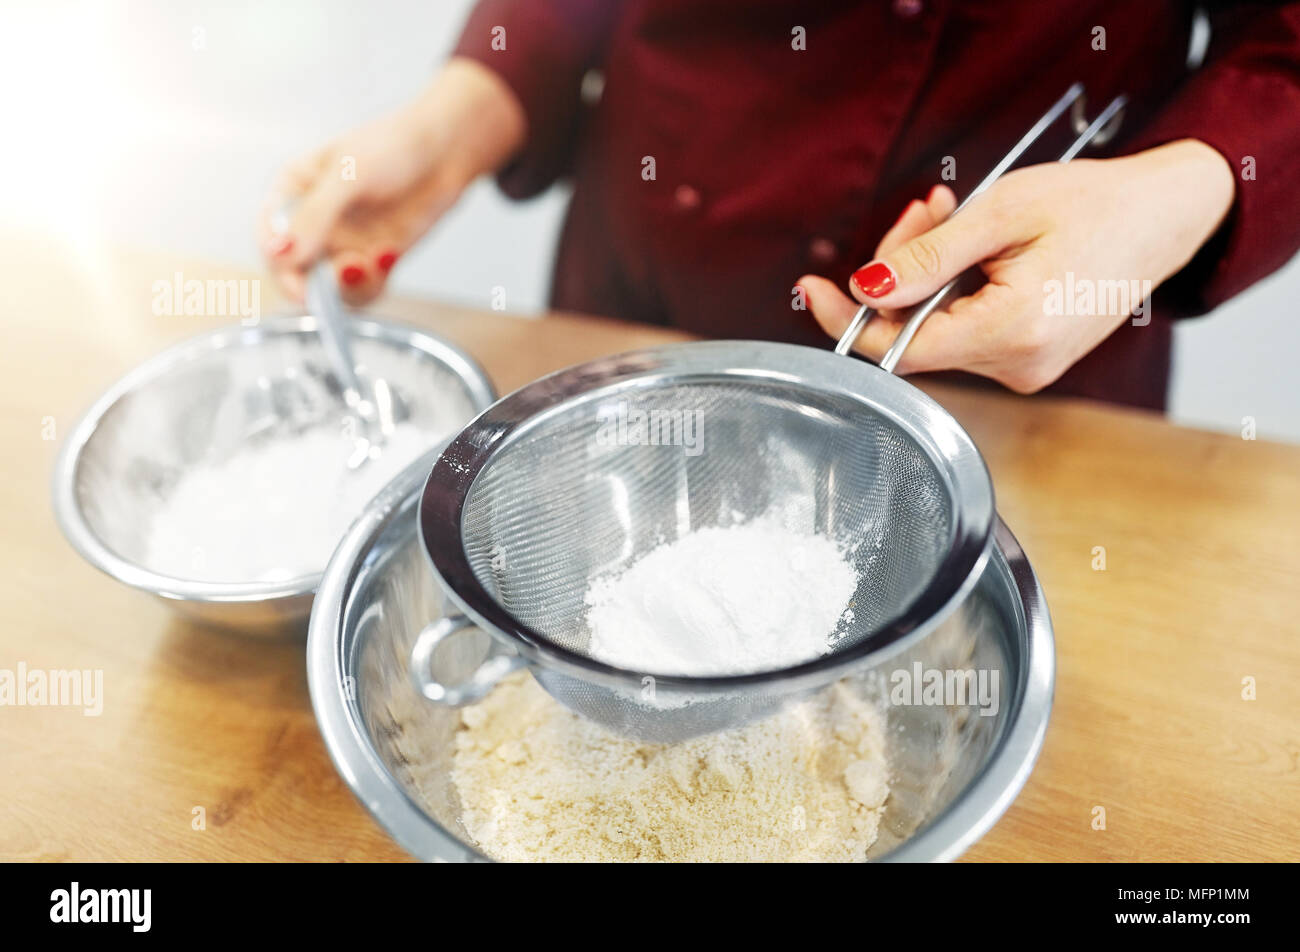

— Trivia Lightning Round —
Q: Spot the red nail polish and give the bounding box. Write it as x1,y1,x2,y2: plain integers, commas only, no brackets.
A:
376,250,399,273
340,264,366,286
851,261,897,298
268,235,294,257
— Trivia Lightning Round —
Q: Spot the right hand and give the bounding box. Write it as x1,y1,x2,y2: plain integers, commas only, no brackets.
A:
258,56,525,305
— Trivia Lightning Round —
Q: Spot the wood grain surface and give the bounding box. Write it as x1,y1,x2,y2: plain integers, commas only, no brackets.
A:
2,234,1296,861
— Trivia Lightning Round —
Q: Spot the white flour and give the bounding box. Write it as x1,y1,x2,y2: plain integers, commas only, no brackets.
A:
145,422,439,582
585,519,858,675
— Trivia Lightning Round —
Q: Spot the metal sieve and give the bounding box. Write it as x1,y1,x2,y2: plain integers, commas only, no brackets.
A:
415,342,994,742
412,85,1118,742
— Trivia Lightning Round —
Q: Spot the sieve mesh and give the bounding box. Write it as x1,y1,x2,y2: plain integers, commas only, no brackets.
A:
421,344,992,742
463,380,952,655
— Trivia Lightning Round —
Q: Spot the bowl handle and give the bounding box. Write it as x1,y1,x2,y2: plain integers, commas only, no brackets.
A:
409,613,527,705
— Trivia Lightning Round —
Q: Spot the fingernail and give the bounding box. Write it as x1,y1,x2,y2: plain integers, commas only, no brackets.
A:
850,261,897,298
267,235,294,257
340,264,367,286
376,249,399,274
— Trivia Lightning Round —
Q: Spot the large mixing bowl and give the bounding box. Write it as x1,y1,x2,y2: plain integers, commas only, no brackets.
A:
52,315,494,638
308,446,1055,861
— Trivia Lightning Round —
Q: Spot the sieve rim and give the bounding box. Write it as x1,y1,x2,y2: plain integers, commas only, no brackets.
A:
419,341,995,692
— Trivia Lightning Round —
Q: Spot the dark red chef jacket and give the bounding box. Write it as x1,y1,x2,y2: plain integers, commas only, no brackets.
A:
454,0,1300,410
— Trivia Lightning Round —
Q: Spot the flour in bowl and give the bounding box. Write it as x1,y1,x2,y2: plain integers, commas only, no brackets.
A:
449,670,890,862
145,422,441,582
584,519,858,675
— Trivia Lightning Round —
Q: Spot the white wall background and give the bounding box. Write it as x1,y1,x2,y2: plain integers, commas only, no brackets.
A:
3,0,1295,441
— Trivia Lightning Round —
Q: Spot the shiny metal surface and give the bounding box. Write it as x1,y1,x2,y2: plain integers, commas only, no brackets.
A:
51,314,495,639
1059,94,1127,163
309,452,1055,862
304,264,406,465
418,341,995,742
274,200,408,463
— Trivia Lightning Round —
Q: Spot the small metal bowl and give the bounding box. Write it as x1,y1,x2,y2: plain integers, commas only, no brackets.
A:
52,315,495,638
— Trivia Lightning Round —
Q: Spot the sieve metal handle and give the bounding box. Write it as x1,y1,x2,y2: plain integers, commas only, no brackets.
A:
834,84,1126,371
410,613,527,706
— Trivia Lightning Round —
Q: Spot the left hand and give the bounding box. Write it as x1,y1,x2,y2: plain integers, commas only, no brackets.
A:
799,139,1235,393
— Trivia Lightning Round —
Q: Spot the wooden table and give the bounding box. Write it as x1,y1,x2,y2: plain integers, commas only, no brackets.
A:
3,235,1297,861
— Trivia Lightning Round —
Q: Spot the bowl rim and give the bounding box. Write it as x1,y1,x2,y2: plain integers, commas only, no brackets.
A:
881,516,1056,862
309,446,493,862
309,448,1055,862
50,313,496,604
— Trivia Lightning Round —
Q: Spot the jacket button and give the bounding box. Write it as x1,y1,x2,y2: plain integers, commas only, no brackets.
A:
808,237,838,266
580,69,605,106
893,0,923,17
673,184,702,212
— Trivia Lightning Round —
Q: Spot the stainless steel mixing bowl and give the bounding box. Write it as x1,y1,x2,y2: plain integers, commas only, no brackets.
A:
308,446,1055,862
52,315,495,638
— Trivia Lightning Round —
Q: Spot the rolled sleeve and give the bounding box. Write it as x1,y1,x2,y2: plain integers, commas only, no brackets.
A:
453,0,621,198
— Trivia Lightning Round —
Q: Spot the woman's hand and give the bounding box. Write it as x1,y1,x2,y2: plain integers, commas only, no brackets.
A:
800,139,1235,393
258,57,525,305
